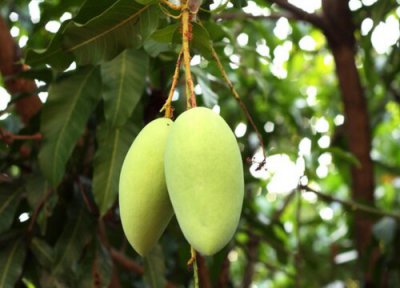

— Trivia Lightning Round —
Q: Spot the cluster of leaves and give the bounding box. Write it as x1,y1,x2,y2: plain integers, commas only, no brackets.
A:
0,0,400,287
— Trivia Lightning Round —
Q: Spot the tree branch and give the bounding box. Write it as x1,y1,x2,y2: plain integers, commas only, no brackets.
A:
267,0,325,28
299,185,400,221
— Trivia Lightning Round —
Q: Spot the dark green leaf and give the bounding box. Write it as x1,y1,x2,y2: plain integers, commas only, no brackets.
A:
25,21,74,70
151,23,180,43
139,5,160,42
39,67,101,186
0,186,21,234
74,0,117,24
30,237,55,269
77,239,113,288
101,49,148,128
144,38,172,57
93,121,138,216
143,244,166,288
52,207,93,278
191,22,213,59
0,239,26,288
63,0,151,66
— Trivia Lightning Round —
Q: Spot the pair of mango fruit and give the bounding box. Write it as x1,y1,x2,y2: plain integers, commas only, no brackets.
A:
119,107,244,256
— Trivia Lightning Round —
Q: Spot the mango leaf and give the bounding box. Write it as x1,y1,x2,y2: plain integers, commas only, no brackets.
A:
27,1,154,69
151,23,179,43
77,239,113,288
52,207,93,278
0,185,22,234
30,237,55,269
25,21,73,70
139,5,160,42
143,244,166,288
191,23,213,59
93,121,138,216
0,239,26,288
144,38,171,57
39,67,101,186
63,1,152,67
101,49,148,128
197,75,218,108
73,0,117,24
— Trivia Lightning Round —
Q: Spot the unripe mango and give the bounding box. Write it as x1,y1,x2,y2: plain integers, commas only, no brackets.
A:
164,107,244,255
119,118,174,256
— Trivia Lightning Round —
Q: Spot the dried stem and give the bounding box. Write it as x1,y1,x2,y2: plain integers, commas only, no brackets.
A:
210,47,266,158
160,49,183,118
187,246,199,288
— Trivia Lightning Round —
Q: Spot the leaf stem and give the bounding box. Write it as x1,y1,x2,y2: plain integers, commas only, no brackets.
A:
187,246,199,288
160,49,183,118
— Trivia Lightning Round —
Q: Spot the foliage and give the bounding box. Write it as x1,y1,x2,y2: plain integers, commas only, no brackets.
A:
0,0,399,287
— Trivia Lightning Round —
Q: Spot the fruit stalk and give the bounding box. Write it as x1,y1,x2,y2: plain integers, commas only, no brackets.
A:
181,2,196,108
161,49,183,118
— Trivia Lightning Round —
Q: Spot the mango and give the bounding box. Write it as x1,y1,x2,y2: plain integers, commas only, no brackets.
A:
119,118,174,256
164,107,244,255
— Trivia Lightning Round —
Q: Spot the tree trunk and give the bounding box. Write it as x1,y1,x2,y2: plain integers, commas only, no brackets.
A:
322,0,376,284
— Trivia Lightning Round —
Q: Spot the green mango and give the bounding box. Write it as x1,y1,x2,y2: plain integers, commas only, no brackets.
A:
164,107,244,255
119,118,174,256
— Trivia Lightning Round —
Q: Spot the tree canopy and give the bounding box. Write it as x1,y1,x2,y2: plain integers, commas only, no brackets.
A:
0,0,399,287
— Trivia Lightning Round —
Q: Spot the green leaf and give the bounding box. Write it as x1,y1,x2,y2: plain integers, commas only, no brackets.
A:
144,38,171,57
0,239,26,288
197,76,218,108
52,207,93,278
39,67,101,186
30,237,55,269
191,23,213,59
139,5,160,42
0,185,22,234
101,49,148,128
73,0,117,24
93,121,138,216
77,239,113,288
151,23,180,43
25,21,74,70
63,0,151,66
143,244,166,288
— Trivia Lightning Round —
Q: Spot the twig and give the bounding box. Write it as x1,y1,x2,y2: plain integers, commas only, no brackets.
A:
210,46,266,158
214,12,294,21
160,49,183,118
299,185,400,221
110,248,144,274
28,188,54,234
0,128,42,144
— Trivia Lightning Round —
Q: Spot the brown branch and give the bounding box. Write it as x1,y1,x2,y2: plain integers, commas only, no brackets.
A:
0,16,42,123
110,248,144,274
267,0,325,28
197,254,211,288
213,12,294,21
241,233,259,288
0,128,42,144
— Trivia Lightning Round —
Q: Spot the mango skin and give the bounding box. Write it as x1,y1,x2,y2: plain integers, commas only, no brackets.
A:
164,107,244,255
119,118,174,256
